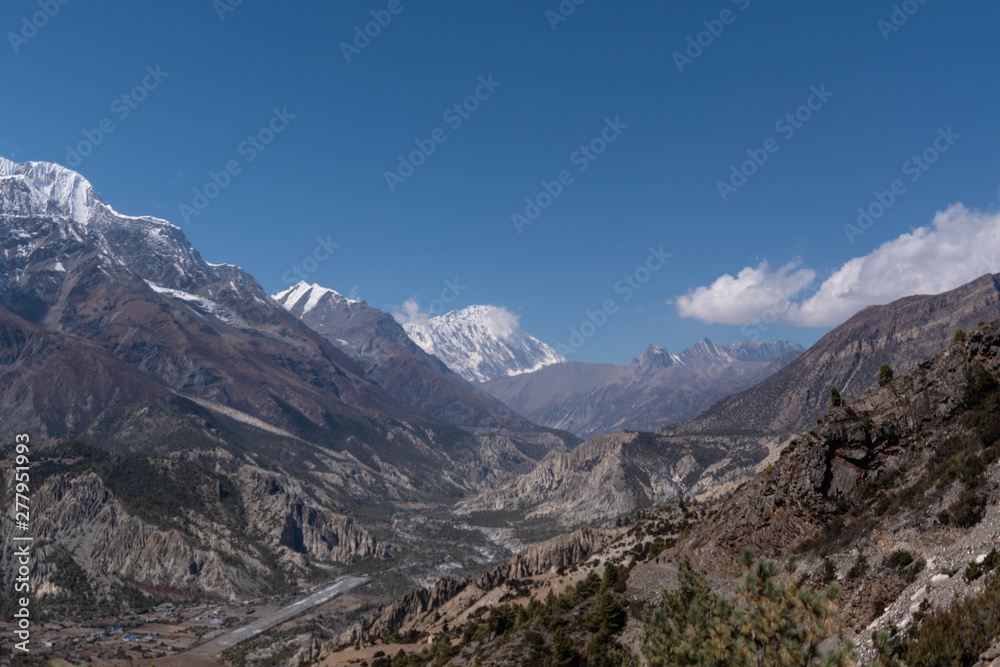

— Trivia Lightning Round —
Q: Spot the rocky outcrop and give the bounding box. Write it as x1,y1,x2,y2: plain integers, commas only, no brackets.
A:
16,470,270,598
682,318,999,573
335,577,469,647
0,445,388,614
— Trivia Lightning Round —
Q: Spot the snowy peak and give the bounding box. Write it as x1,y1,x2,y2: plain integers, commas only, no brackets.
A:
0,157,274,313
636,344,683,371
0,157,107,226
662,338,804,368
718,339,806,363
273,281,361,317
402,304,564,383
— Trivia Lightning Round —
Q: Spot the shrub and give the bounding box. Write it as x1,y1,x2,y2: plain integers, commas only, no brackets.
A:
583,591,627,634
965,561,984,582
878,364,895,387
954,329,966,342
847,554,868,580
948,488,985,527
646,539,667,562
888,550,913,568
902,569,1000,667
830,387,844,409
965,361,996,409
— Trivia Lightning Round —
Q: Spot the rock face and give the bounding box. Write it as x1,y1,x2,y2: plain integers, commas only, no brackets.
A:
482,338,803,439
668,274,1000,437
0,445,385,607
485,526,619,581
458,431,719,526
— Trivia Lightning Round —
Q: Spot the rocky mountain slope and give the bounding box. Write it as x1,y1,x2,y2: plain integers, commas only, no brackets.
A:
482,338,803,438
403,304,564,383
273,282,554,435
320,319,1000,666
673,319,1000,658
667,273,1000,437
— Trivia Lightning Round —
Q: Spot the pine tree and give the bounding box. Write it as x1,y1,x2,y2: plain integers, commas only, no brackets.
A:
583,591,626,633
955,329,967,342
642,549,855,666
550,626,581,666
878,364,894,387
601,562,619,590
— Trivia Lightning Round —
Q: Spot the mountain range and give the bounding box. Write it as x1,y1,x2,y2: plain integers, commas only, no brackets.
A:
663,273,1000,437
481,338,804,438
0,157,575,601
465,274,1000,527
6,156,1000,662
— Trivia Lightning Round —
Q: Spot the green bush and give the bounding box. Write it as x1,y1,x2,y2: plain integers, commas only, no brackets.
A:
954,329,966,343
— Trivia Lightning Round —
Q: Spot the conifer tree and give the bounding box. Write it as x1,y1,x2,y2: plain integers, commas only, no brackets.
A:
642,549,855,666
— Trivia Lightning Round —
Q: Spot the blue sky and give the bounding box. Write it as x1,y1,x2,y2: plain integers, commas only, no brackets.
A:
3,1,999,364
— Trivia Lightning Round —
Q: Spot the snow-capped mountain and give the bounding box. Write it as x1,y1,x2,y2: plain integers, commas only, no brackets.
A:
402,304,564,384
0,157,265,307
0,156,474,488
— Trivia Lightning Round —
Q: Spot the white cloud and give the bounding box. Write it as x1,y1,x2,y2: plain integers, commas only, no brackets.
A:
478,305,520,338
391,298,429,326
676,203,1000,328
675,260,815,325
